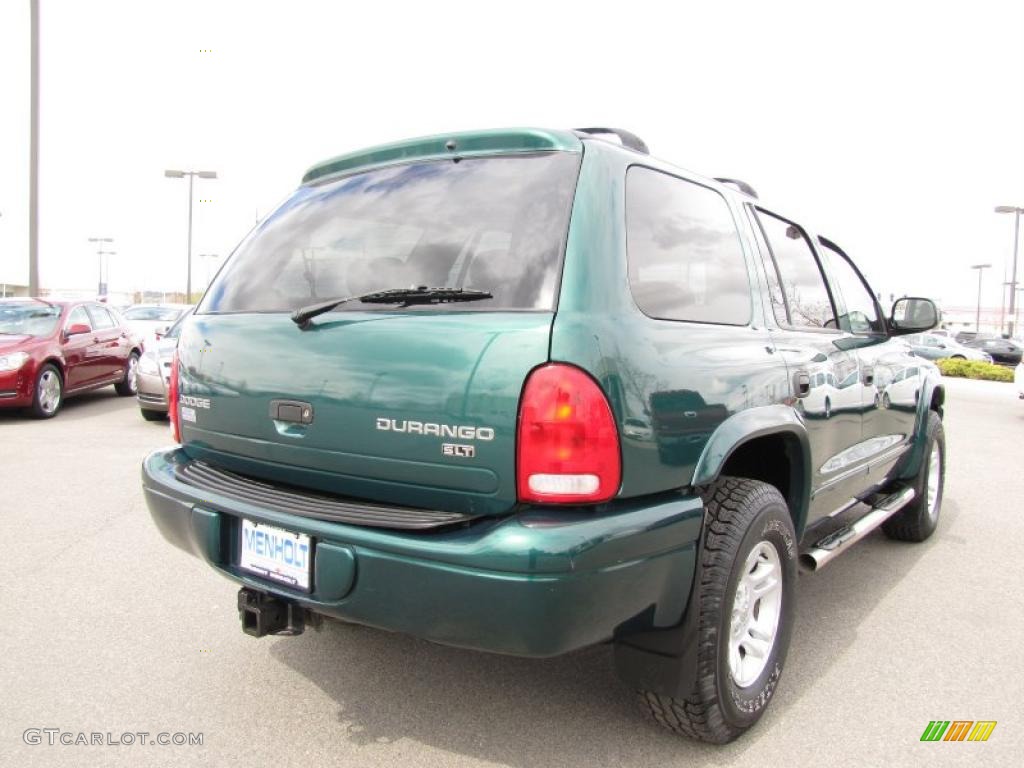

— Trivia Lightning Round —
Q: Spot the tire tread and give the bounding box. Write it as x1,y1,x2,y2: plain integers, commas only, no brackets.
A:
637,476,788,744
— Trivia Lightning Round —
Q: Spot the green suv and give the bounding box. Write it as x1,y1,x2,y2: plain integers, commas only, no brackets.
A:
143,127,944,743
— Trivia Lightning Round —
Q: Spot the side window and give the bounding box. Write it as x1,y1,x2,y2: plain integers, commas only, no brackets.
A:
753,209,836,329
66,306,92,330
818,239,884,334
87,305,115,330
626,166,751,325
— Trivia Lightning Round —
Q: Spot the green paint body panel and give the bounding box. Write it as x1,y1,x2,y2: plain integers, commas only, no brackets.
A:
143,128,939,672
177,311,551,515
143,448,702,656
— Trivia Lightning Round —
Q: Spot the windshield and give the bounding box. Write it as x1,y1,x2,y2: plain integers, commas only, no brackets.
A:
0,302,62,336
124,306,183,321
200,152,581,314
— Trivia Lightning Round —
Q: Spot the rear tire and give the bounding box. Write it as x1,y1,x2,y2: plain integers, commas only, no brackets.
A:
140,408,166,422
115,352,140,396
882,410,944,542
30,364,63,419
637,477,797,743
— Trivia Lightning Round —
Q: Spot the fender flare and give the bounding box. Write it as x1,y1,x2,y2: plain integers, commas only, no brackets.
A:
895,370,944,481
692,404,812,535
613,404,811,697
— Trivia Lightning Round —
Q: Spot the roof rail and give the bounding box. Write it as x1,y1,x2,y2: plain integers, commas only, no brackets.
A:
574,127,649,154
714,177,759,199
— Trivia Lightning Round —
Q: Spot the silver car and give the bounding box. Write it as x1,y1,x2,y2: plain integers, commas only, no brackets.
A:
905,333,992,362
136,312,187,420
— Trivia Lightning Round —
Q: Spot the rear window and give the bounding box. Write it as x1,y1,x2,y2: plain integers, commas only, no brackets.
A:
201,153,581,314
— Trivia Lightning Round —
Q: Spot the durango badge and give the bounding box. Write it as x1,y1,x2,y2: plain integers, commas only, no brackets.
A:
375,418,494,441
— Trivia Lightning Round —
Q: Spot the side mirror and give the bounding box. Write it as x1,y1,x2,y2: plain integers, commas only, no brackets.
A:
65,323,91,337
889,297,938,335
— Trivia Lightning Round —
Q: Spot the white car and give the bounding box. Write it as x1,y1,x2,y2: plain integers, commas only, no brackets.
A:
1016,362,1024,400
120,304,191,345
883,364,923,409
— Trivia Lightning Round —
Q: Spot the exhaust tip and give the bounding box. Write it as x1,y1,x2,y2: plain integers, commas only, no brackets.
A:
799,553,820,572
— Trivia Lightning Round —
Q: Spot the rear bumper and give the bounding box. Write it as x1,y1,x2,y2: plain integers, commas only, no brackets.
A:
142,447,702,657
136,370,168,411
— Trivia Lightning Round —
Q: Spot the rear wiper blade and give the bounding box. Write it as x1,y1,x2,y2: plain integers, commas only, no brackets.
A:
291,286,493,329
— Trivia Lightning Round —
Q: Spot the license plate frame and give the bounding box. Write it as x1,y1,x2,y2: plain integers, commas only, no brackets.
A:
238,518,313,593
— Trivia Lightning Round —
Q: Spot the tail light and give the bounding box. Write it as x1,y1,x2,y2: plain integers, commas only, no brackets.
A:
517,363,621,504
168,351,181,443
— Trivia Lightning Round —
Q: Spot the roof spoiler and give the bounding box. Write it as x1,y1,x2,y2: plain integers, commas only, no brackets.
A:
574,127,649,154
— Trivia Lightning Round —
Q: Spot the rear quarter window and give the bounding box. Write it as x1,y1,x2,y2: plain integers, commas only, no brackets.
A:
625,167,751,325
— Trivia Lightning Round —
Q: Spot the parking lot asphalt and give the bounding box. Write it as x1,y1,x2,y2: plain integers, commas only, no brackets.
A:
1,377,1021,767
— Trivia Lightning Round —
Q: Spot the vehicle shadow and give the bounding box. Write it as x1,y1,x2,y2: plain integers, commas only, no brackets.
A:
271,500,957,765
0,389,131,424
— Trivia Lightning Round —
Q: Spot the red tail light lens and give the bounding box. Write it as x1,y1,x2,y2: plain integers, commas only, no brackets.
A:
168,351,181,443
517,363,621,504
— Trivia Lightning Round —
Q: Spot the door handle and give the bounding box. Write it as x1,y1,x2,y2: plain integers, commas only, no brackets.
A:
793,371,811,398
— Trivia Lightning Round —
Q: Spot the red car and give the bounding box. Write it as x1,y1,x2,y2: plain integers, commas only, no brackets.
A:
0,298,141,418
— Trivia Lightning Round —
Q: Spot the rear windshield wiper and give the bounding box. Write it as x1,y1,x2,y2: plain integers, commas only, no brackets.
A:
291,286,493,329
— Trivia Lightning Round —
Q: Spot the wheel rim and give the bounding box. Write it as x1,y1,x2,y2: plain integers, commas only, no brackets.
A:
38,370,61,414
126,355,139,394
926,443,942,520
729,540,783,688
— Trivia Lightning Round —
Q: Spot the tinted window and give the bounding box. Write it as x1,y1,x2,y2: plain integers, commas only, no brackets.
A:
754,210,836,329
626,167,750,325
87,305,115,329
818,240,884,334
201,153,581,314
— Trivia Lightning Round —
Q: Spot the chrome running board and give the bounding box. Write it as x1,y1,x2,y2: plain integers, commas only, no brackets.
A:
800,487,916,572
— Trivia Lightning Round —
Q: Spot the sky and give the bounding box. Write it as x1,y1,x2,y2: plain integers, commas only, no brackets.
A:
0,0,1022,310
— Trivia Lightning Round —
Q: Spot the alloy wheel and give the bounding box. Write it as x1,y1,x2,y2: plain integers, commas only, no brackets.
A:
926,443,942,521
37,369,61,415
728,540,783,687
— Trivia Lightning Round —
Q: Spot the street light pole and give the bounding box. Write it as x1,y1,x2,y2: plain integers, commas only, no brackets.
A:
165,169,217,302
28,0,40,296
970,263,992,333
995,206,1023,337
88,237,114,295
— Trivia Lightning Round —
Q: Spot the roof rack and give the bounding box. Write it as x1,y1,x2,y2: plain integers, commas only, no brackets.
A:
714,177,759,199
574,127,649,154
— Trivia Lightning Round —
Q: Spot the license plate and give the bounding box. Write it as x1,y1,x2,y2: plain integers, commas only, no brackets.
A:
239,519,313,592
